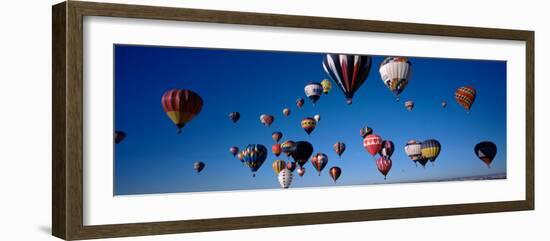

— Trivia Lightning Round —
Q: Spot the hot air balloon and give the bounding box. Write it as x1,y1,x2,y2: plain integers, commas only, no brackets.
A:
314,114,321,122
272,160,287,175
297,167,306,177
272,131,283,143
260,114,274,127
359,126,373,138
296,98,304,108
281,140,297,157
272,143,282,157
286,161,297,172
304,82,323,104
379,57,412,101
242,144,268,177
421,139,441,165
301,117,317,135
310,153,329,176
282,108,291,117
292,141,314,168
321,79,332,94
114,131,126,144
329,166,341,183
278,169,293,189
229,146,239,156
363,134,383,156
323,54,372,104
333,142,346,157
441,101,447,108
161,89,203,133
405,100,414,111
404,140,422,166
376,157,392,179
228,112,240,123
379,140,395,158
474,141,497,168
455,86,476,112
193,161,205,173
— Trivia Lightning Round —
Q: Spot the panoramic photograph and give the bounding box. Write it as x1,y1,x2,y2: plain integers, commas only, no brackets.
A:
113,45,506,195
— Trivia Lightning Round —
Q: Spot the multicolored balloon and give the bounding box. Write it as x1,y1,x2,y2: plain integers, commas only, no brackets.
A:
242,144,268,177
363,134,383,156
281,140,297,157
297,167,306,177
282,108,291,117
272,160,287,175
271,143,282,157
329,167,341,183
193,161,205,173
359,126,373,138
321,79,332,94
323,54,372,104
161,89,203,133
379,140,395,158
379,57,412,101
292,141,314,168
333,142,346,157
376,157,392,179
304,82,324,104
228,112,240,123
272,131,283,143
296,98,304,108
278,169,293,188
474,141,497,168
301,117,317,135
310,153,329,176
455,86,476,112
286,161,297,172
405,100,414,111
229,146,239,156
421,139,441,165
114,131,126,144
404,140,422,165
260,114,274,127
314,114,321,122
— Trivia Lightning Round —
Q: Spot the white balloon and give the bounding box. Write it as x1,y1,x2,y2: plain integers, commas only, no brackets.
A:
314,114,321,122
278,169,293,189
404,140,422,160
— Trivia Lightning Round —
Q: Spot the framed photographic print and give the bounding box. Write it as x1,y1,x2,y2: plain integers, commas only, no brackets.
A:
52,1,534,240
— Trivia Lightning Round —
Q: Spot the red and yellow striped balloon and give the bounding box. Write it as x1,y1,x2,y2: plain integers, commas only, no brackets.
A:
301,117,317,135
455,86,476,111
161,89,203,133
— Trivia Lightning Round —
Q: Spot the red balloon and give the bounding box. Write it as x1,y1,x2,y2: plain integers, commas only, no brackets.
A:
161,89,203,133
310,153,328,176
376,157,392,179
363,134,383,156
329,167,341,183
272,143,282,157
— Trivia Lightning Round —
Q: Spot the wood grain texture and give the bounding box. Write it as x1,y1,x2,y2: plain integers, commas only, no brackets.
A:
51,1,535,240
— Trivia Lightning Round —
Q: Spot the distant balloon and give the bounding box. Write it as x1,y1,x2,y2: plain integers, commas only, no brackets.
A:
379,140,395,158
333,142,346,157
272,131,283,143
321,79,332,94
474,141,497,168
228,112,240,123
441,101,447,108
301,117,317,135
379,57,412,101
404,140,422,165
314,114,321,123
455,86,476,112
286,161,297,172
281,140,297,157
304,82,324,104
272,143,282,157
260,114,274,127
376,157,392,180
297,167,306,177
282,108,291,117
329,166,342,183
242,144,268,177
310,153,329,176
421,139,441,165
193,161,205,173
292,141,314,168
161,89,203,133
405,100,414,111
278,169,293,188
296,98,305,108
272,160,287,175
363,134,383,156
114,131,126,144
236,151,245,163
323,54,372,104
359,126,373,138
229,146,239,156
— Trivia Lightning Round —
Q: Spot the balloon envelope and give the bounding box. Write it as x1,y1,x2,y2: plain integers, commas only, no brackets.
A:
304,82,323,104
272,131,283,143
376,157,392,179
161,89,203,133
114,131,126,144
301,117,317,135
278,169,293,188
193,161,205,173
329,166,342,182
292,141,314,167
228,112,240,123
421,139,441,163
363,134,383,156
333,142,346,157
310,153,329,176
455,86,476,111
323,54,372,104
379,57,412,100
474,141,497,167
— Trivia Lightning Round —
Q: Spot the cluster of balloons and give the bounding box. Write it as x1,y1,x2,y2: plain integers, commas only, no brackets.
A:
362,129,395,179
404,139,441,167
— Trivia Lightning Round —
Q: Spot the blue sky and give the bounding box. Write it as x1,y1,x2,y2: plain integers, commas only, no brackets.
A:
114,45,506,195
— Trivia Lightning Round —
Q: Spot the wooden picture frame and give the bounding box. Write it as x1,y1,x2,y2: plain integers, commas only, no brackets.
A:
52,1,534,240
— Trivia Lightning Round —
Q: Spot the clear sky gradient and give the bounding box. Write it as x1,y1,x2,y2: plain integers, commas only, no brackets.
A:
114,45,507,195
